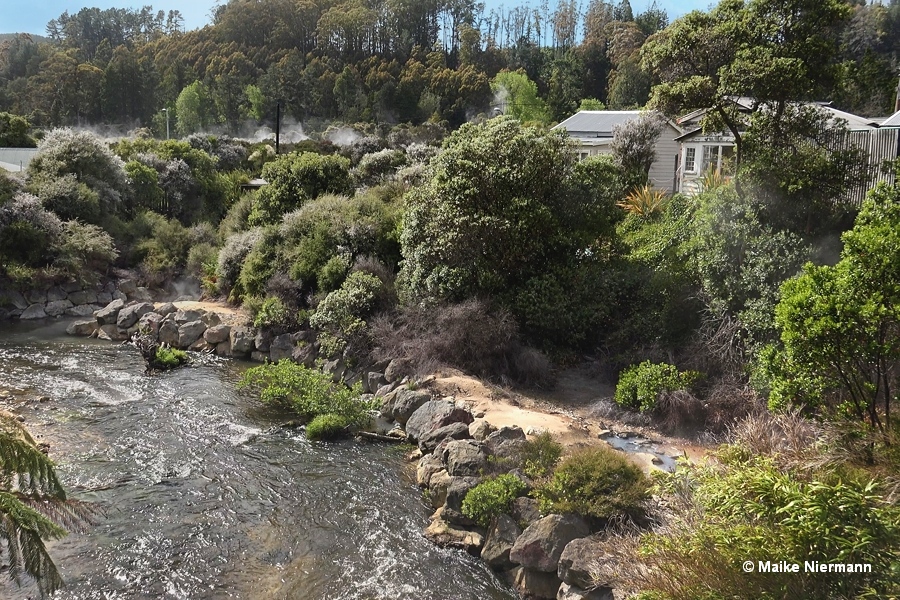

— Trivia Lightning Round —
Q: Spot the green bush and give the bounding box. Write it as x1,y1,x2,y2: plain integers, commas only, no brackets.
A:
534,446,649,522
217,228,262,296
309,271,385,357
53,221,119,276
136,211,192,276
462,474,528,528
32,174,101,224
154,347,189,369
306,413,350,440
522,432,563,479
0,193,63,268
238,360,374,425
615,361,700,413
253,296,294,330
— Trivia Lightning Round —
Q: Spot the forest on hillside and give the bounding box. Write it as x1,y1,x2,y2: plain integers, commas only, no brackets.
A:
2,0,900,135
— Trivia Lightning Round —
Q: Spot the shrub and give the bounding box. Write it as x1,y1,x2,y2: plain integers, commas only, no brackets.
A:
238,360,373,425
136,212,192,277
0,192,63,268
217,228,262,295
615,361,700,413
154,347,188,369
618,185,668,217
354,148,407,186
522,432,563,479
185,242,219,280
218,193,254,237
32,174,101,224
253,296,294,330
306,413,350,440
534,446,649,522
309,271,385,357
461,474,528,528
53,221,118,275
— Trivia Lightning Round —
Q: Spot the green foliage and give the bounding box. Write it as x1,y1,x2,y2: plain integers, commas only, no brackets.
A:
31,174,101,224
53,220,119,276
578,98,606,111
610,111,666,189
615,361,700,413
305,413,350,441
535,446,649,521
399,116,621,347
175,81,209,137
491,70,550,124
0,112,36,147
761,185,900,431
0,193,62,269
154,347,189,369
136,212,192,276
217,228,262,296
521,432,563,479
249,152,353,225
309,271,385,357
461,474,528,528
639,450,900,600
124,160,164,215
253,296,294,330
238,360,373,425
618,185,667,217
185,242,219,280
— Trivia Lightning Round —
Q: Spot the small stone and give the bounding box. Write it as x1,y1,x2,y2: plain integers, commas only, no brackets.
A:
423,510,484,555
38,396,50,403
596,429,613,439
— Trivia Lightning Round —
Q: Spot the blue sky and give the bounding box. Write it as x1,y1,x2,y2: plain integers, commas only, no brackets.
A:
1,0,714,36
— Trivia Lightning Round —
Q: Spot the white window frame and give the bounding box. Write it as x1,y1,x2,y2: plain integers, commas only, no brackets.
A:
701,145,722,174
684,147,697,173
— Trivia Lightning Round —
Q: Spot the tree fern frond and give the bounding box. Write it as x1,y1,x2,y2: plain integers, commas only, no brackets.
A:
19,497,103,534
0,414,67,500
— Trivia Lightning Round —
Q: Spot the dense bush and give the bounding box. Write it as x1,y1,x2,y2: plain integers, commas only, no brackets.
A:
534,446,649,522
615,361,701,413
309,271,385,357
217,228,262,296
31,174,101,224
521,432,563,479
136,212,193,277
354,149,406,187
252,296,297,331
305,413,350,440
461,474,529,528
154,347,189,369
238,360,373,425
53,221,118,276
0,193,63,269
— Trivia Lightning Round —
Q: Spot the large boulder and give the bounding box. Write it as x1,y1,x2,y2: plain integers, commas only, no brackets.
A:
442,439,489,477
384,359,403,383
174,310,203,325
509,567,561,600
118,279,137,295
4,291,28,310
557,582,613,600
405,400,474,442
67,289,98,305
117,302,155,329
178,320,207,348
558,536,610,589
382,388,432,424
156,302,177,316
94,299,125,325
25,289,47,304
510,515,591,573
204,324,232,345
66,319,98,336
254,330,273,353
365,371,387,394
291,344,317,367
269,332,300,362
200,312,221,327
20,304,47,320
424,508,484,555
428,469,452,508
66,304,97,317
418,421,471,454
481,513,522,569
485,426,527,461
44,299,74,317
469,419,496,441
158,320,180,346
47,287,67,302
442,476,482,526
416,453,445,487
229,326,255,355
138,312,164,336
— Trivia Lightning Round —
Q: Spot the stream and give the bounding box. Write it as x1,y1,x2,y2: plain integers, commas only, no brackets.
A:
0,319,516,600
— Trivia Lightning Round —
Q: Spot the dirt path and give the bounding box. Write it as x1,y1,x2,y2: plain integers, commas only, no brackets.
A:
427,366,708,473
160,300,250,327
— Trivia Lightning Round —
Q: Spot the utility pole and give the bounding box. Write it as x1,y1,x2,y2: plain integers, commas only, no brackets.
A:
162,108,170,140
275,102,281,155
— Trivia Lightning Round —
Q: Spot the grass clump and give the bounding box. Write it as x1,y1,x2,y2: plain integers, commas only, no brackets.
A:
154,347,189,369
521,431,563,479
462,474,528,528
534,446,649,523
615,361,700,413
306,413,350,440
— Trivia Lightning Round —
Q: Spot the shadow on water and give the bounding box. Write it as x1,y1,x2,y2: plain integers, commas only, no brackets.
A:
0,319,515,600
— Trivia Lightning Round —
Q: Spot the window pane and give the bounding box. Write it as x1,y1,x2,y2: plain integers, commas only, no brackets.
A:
685,147,696,172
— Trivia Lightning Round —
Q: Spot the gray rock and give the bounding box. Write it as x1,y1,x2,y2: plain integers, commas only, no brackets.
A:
416,453,445,487
558,537,613,590
189,338,213,352
97,324,127,341
428,469,452,508
509,567,561,600
511,497,542,528
201,312,221,327
375,382,398,398
158,320,180,346
254,330,273,353
0,308,9,321
66,319,98,336
469,419,496,441
291,343,316,367
132,287,154,302
62,280,83,293
388,388,432,425
118,279,137,295
419,421,472,454
323,357,345,383
156,302,177,316
96,291,112,305
117,302,155,329
269,333,300,362
443,476,482,525
112,290,127,302
510,515,591,573
229,326,255,355
216,342,234,357
365,371,387,394
25,290,47,304
67,289,97,305
47,286,68,302
204,324,231,344
405,400,472,441
481,513,522,569
557,583,613,600
138,312,164,336
94,298,125,326
178,320,207,348
424,509,484,555
174,310,203,324
4,291,28,310
384,359,403,382
44,300,74,317
20,304,47,320
66,304,97,317
442,439,489,477
485,426,527,461
250,351,268,363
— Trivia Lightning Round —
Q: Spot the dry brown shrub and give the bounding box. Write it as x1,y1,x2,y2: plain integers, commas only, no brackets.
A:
653,389,706,436
368,299,555,388
703,378,765,433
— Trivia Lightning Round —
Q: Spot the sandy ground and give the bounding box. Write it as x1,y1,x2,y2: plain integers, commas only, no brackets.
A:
427,366,708,473
163,300,250,327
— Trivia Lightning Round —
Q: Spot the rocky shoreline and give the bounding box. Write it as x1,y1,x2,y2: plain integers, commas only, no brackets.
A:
12,279,621,600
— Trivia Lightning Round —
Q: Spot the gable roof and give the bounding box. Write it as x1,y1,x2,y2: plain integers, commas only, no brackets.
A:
879,109,900,127
553,110,682,139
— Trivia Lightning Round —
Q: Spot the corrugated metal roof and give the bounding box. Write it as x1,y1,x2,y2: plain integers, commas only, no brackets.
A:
878,110,900,127
552,111,643,137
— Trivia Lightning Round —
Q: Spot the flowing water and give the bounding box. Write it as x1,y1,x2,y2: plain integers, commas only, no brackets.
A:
0,320,516,600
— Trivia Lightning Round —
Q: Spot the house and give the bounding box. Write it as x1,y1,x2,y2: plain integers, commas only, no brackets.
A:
552,111,684,193
0,148,38,173
674,98,899,200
